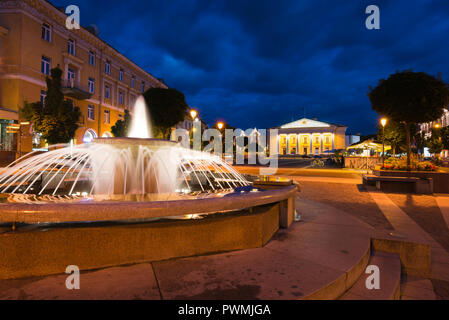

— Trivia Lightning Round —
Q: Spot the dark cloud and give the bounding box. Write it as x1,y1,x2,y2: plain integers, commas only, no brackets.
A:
55,0,449,134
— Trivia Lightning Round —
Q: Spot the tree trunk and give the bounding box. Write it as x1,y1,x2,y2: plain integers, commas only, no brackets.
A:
405,122,411,170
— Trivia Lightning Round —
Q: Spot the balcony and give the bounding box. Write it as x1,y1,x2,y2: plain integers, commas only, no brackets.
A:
61,79,92,100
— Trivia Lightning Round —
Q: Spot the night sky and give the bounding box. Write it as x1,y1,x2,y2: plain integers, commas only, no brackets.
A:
55,0,449,134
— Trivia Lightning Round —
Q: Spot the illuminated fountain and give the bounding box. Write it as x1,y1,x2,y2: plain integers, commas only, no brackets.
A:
0,96,297,281
0,96,249,200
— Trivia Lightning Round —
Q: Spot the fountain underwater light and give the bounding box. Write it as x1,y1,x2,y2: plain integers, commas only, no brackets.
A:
0,97,249,201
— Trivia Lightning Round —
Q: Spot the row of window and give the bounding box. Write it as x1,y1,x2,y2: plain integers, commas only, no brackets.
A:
87,106,113,125
41,23,147,92
41,55,145,95
105,60,145,91
41,56,136,106
280,135,332,145
38,96,114,125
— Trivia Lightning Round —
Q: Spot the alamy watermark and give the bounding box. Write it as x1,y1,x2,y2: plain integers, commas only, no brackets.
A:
65,264,80,290
173,122,279,175
365,5,380,30
365,264,380,290
65,5,80,30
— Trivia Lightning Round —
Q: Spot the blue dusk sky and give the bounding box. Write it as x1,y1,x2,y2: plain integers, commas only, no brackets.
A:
53,0,449,134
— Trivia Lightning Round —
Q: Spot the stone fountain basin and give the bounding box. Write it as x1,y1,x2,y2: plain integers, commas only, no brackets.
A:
0,185,297,224
93,137,177,149
0,184,298,280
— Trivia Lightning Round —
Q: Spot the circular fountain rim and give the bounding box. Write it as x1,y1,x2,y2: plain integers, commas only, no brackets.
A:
0,185,297,224
93,137,179,146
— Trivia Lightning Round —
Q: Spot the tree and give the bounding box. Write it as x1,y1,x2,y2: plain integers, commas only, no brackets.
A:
143,87,188,140
369,71,449,168
426,128,444,156
377,120,405,156
414,131,427,157
111,109,132,137
21,66,81,145
441,126,449,150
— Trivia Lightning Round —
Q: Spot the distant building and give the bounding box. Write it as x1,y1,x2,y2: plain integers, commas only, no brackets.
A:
170,108,207,142
419,108,449,158
269,117,357,156
346,134,361,147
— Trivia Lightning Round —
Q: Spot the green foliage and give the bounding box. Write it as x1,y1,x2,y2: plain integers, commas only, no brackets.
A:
20,66,81,145
111,109,132,137
369,71,449,166
377,121,423,155
377,120,405,155
426,127,444,155
441,126,449,150
143,87,188,139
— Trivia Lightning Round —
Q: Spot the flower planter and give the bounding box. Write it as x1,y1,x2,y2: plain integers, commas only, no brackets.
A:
372,170,449,193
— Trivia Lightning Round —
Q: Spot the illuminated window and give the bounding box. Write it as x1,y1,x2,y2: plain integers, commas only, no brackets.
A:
40,90,46,106
105,84,110,99
119,91,124,105
41,23,51,42
104,109,110,124
68,39,76,55
87,105,95,120
88,78,95,93
105,60,111,74
68,68,75,81
89,51,95,66
41,56,50,75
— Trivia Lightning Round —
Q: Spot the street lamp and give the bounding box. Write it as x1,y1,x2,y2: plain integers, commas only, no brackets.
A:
380,118,387,167
190,109,197,120
217,121,224,130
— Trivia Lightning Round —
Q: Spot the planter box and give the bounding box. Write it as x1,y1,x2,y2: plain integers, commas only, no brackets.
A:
373,170,449,193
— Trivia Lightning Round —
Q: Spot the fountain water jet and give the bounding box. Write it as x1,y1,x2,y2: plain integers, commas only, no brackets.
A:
127,95,152,139
0,96,250,200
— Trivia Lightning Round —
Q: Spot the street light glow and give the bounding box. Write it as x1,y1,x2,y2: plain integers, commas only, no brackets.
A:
380,118,387,127
217,121,224,130
190,109,197,120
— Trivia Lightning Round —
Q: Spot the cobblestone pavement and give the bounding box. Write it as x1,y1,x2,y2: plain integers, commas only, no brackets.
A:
235,167,449,299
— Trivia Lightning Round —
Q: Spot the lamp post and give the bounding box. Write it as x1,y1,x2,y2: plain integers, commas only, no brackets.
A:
190,109,197,120
380,118,387,167
217,121,224,130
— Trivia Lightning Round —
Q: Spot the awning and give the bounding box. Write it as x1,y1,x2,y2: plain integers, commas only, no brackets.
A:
346,140,391,152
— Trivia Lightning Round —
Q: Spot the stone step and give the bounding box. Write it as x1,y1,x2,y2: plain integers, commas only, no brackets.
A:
339,251,401,300
400,276,436,300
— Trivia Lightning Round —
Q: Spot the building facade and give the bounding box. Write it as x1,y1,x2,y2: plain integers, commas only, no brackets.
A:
0,0,167,153
269,118,348,156
419,108,449,158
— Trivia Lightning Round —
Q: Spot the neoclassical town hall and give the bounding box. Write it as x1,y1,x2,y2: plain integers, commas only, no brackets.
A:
269,118,354,156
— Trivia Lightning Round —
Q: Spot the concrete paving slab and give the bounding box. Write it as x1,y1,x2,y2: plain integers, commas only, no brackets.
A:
401,278,436,300
152,247,346,300
296,198,374,230
0,263,161,300
369,191,436,244
340,252,401,300
435,196,449,230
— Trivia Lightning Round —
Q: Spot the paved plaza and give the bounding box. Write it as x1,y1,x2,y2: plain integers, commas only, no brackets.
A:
1,167,449,300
